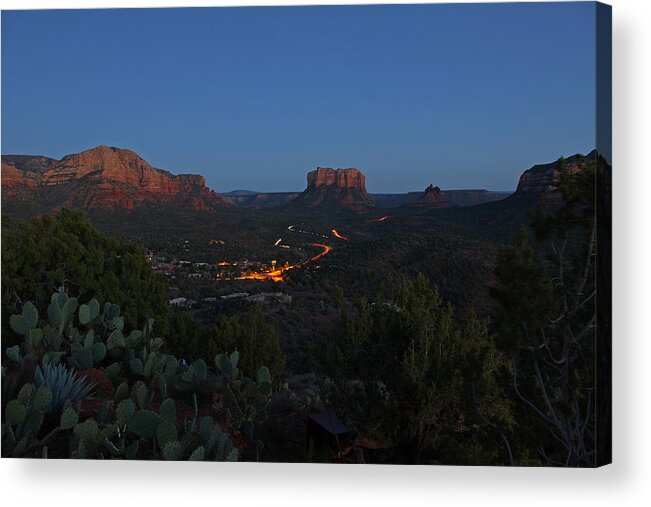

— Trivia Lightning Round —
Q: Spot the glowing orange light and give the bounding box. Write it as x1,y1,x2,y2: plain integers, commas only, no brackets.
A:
234,243,333,283
369,215,390,222
331,229,349,241
237,268,288,283
307,243,332,262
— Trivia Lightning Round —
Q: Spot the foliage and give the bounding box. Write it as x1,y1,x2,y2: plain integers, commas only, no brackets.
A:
33,363,95,413
1,289,272,460
492,229,556,353
217,305,285,379
320,274,513,464
1,209,170,347
2,381,59,458
214,351,272,458
492,157,599,466
166,305,286,380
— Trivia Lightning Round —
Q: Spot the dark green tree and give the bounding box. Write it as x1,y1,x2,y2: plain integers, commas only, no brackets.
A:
321,274,512,464
233,305,285,380
1,209,169,346
492,156,599,466
165,305,286,380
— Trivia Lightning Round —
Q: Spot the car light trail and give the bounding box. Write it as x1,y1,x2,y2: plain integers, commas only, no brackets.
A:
331,229,349,241
236,241,333,283
305,243,332,262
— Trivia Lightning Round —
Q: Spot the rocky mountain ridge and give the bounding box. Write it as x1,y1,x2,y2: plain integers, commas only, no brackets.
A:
516,150,598,194
1,146,227,214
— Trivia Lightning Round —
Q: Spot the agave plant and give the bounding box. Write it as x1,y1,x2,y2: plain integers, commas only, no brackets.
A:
33,363,95,413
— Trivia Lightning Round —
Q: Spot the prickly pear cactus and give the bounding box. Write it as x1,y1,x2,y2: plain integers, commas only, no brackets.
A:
2,289,255,461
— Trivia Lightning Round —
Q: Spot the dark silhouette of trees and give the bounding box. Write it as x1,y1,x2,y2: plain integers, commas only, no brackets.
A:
168,306,286,380
320,275,513,464
2,209,168,346
492,158,599,466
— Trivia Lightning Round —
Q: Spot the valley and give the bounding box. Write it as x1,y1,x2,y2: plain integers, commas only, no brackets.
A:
1,145,579,363
0,2,610,470
0,144,607,464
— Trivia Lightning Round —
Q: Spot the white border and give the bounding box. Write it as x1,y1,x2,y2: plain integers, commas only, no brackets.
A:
1,1,649,505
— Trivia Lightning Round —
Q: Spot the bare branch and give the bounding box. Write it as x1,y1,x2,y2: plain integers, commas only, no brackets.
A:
512,363,554,426
574,221,596,310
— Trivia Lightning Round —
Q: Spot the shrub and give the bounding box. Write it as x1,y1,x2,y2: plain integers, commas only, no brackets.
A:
33,363,94,413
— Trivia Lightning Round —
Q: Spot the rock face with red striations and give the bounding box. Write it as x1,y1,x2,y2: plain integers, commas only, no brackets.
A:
307,167,367,192
1,154,55,195
516,151,596,194
410,184,450,208
2,155,55,175
2,146,227,214
1,161,39,190
294,167,374,211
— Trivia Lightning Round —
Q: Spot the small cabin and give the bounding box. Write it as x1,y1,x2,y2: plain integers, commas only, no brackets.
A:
307,411,352,459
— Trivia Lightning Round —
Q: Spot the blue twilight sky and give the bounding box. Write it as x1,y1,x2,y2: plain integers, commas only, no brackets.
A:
2,3,597,193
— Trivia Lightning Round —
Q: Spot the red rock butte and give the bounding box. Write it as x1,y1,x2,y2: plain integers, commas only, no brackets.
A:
411,184,450,207
1,145,227,212
295,166,374,211
307,167,367,193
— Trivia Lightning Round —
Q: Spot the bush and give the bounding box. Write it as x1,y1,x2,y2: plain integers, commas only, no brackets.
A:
1,210,170,348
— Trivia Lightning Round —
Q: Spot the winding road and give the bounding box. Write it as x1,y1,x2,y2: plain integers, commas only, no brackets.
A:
236,225,336,282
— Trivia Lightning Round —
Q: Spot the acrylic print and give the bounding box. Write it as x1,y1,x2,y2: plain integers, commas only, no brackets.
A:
1,2,611,466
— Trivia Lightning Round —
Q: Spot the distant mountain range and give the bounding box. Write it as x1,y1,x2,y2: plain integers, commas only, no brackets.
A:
220,188,511,208
1,145,600,217
221,189,262,196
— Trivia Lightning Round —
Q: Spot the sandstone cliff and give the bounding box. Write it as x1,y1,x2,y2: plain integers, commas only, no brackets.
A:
1,146,227,213
410,184,450,208
516,151,597,194
306,167,367,192
292,167,374,211
1,161,40,191
1,154,57,194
